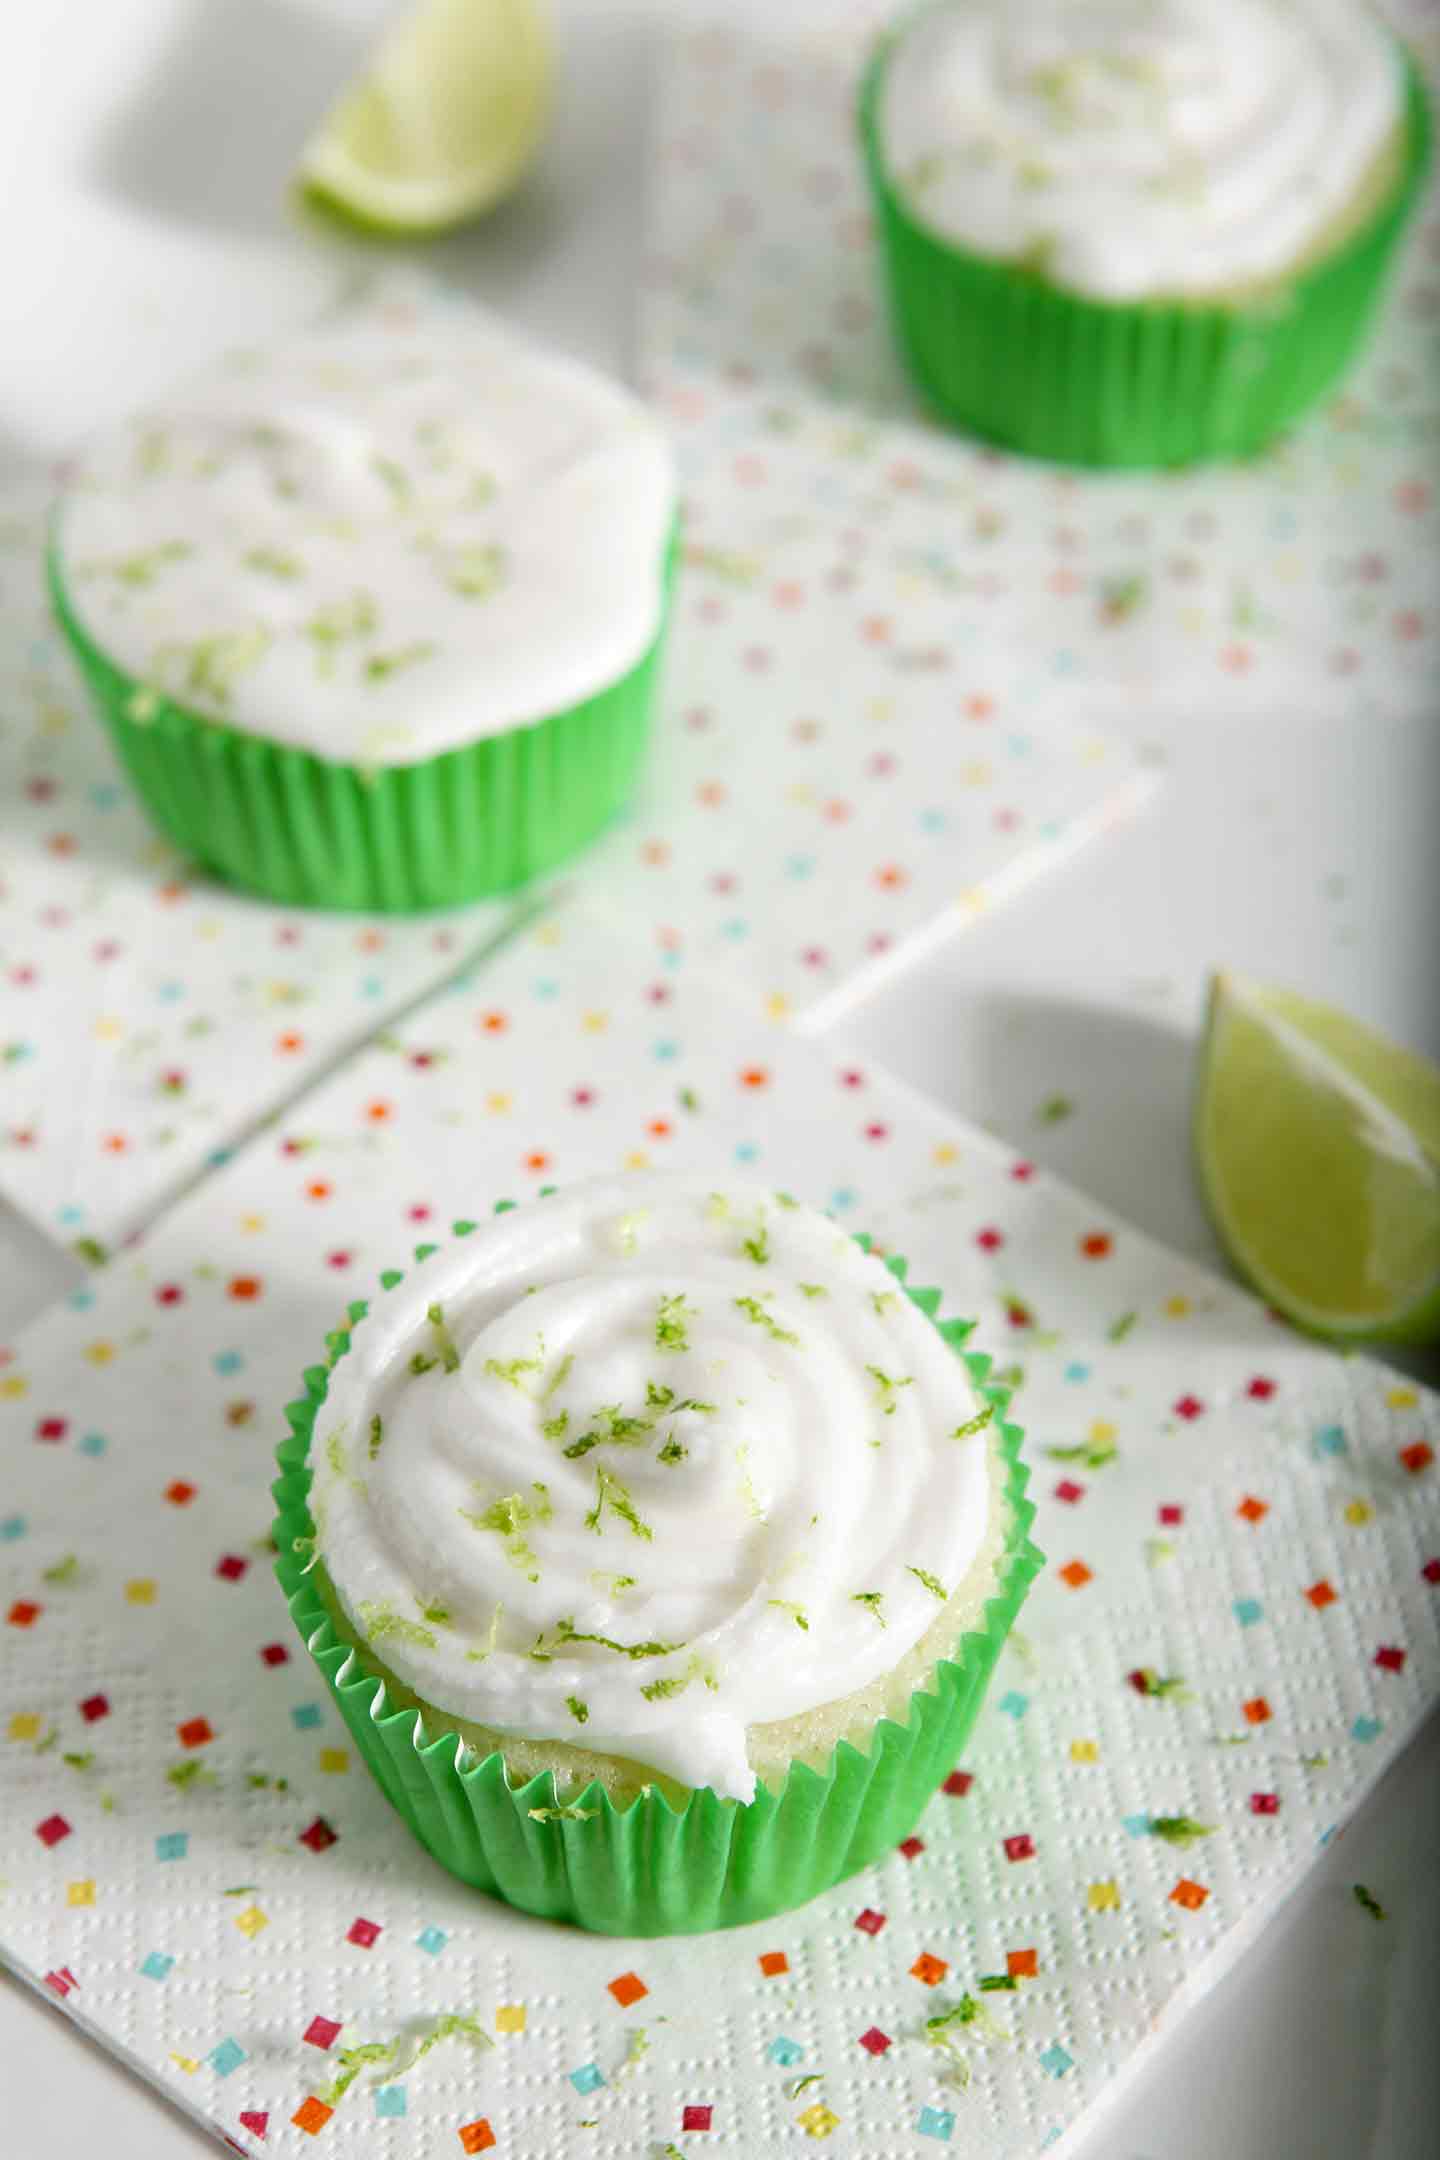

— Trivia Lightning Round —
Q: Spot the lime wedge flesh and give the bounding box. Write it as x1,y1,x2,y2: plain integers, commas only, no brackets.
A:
1195,973,1440,1344
298,0,551,235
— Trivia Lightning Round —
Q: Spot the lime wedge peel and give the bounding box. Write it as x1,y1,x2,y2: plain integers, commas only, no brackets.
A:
1195,972,1440,1346
298,0,553,236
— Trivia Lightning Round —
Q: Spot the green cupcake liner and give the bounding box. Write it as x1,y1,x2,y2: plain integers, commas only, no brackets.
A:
47,537,677,914
859,26,1432,468
272,1216,1043,1935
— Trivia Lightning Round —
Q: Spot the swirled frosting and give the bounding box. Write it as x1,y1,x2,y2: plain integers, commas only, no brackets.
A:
310,1175,994,1802
55,285,675,762
878,0,1403,300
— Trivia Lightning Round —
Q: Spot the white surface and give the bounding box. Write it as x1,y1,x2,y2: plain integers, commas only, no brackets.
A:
0,4,1436,2159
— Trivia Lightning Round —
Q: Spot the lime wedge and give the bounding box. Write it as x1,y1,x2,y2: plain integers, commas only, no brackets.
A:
297,0,552,235
1195,973,1440,1344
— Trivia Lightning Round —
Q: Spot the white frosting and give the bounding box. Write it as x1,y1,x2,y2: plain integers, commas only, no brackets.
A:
55,290,676,764
878,0,1403,300
309,1175,994,1803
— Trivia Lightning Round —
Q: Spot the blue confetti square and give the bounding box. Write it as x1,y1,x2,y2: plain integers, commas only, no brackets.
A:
79,1431,107,1458
0,1516,26,1542
829,1188,857,1213
1352,1715,1382,1744
1121,1813,1152,1839
291,1703,323,1731
208,2037,247,2078
68,1289,96,1311
155,1832,189,1862
1039,2043,1074,2079
415,1926,448,1955
785,855,815,880
998,1690,1029,1720
917,2107,956,2141
569,2061,605,2095
720,919,749,942
1233,1597,1264,1628
1063,1362,1091,1384
374,2086,407,2118
1314,1424,1348,1458
213,1351,244,1375
139,1952,174,1982
734,1142,760,1164
652,1039,679,1061
767,2037,805,2067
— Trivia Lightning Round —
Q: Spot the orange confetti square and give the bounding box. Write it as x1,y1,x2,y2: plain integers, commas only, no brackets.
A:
292,2097,333,2135
1236,1495,1269,1524
1169,1878,1210,1911
1007,1948,1038,1979
758,1951,789,1977
458,2123,496,2155
1304,1579,1338,1609
607,1970,648,2009
1242,1696,1272,1725
177,1716,214,1749
910,1952,948,1986
1058,1559,1093,1589
1400,1442,1433,1475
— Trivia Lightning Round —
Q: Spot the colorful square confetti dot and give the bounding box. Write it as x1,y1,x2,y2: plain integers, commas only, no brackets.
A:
1400,1442,1433,1474
1250,1793,1280,1815
682,2105,714,2131
1237,1495,1268,1524
1233,1598,1264,1627
8,1712,42,1741
208,2038,247,2078
1423,1559,1440,1585
1058,1559,1093,1589
1040,2044,1074,2079
7,1600,40,1628
66,1879,94,1907
1087,1880,1121,1912
304,2015,342,2050
494,2005,525,2035
798,2103,840,2138
346,1917,381,1948
259,1642,290,1666
1170,1878,1210,1910
318,1748,348,1774
78,1693,109,1723
569,2062,604,2095
238,2112,268,2138
299,1816,338,1851
758,1950,789,1976
910,1953,948,1986
1243,1696,1272,1725
1069,1739,1098,1763
1374,1645,1406,1673
165,1480,196,1506
897,1834,925,1859
854,1908,886,1935
35,1814,71,1847
291,1703,322,1731
234,1905,268,1938
155,1831,188,1861
458,2123,495,2155
215,1554,248,1582
177,1716,214,1749
417,1926,448,1954
1003,1833,1035,1862
768,2037,804,2066
375,2087,406,2119
140,1951,174,1981
292,2098,333,2136
1007,1948,1039,1979
858,2026,892,2056
917,2106,956,2142
607,1970,647,2008
125,1579,156,1604
1305,1579,1338,1609
942,1769,972,1796
1352,1715,1383,1743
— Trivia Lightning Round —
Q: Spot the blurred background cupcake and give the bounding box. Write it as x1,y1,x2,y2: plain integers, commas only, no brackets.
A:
861,0,1431,466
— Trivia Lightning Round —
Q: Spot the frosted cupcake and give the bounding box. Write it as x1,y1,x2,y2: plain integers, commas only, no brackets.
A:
50,286,678,910
274,1174,1040,1933
861,0,1431,465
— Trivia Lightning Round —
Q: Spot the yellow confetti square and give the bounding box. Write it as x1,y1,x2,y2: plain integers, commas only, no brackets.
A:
798,2104,841,2140
84,1341,116,1365
765,993,791,1022
8,1713,42,1742
0,1375,29,1400
932,1143,958,1166
961,761,992,787
240,1213,266,1234
93,1017,124,1042
534,920,563,947
125,1579,157,1605
169,2054,201,2074
66,1880,95,1908
1164,1296,1191,1318
1344,1499,1374,1526
318,1747,349,1774
485,1092,512,1117
1069,1739,1099,1764
234,1906,269,1939
581,1011,609,1035
495,2005,526,2035
624,1152,651,1172
1087,1880,1122,1912
1088,1420,1117,1446
1386,1386,1418,1410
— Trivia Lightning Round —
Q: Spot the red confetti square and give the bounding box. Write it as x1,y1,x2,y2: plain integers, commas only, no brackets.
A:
1249,1792,1280,1815
78,1693,109,1723
259,1643,290,1666
607,1970,648,2008
215,1554,249,1583
1003,1833,1035,1863
1054,1479,1085,1505
35,1814,71,1847
458,2124,495,2156
854,1908,887,1936
1423,1558,1440,1585
165,1480,197,1506
291,2098,332,2135
942,1769,973,1797
1236,1495,1268,1524
1173,1395,1204,1421
1247,1376,1276,1400
1058,1559,1093,1589
758,1951,789,1977
1169,1878,1210,1911
910,1952,948,1986
1400,1442,1433,1475
897,1835,925,1859
346,1917,382,1948
1374,1645,1406,1673
238,2111,268,2138
1007,1947,1038,1979
44,1967,77,1996
7,1600,40,1628
1304,1579,1338,1609
303,2015,342,2050
35,1416,68,1442
177,1716,214,1749
1242,1696,1272,1725
681,2105,714,2131
299,1817,338,1852
858,2026,892,2056
1080,1232,1112,1259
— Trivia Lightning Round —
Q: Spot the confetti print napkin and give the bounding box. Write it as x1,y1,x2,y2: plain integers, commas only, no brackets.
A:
2,901,1436,2160
642,2,1440,726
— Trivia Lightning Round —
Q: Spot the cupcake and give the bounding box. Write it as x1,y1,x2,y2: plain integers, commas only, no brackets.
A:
861,0,1431,466
274,1174,1041,1933
49,289,678,910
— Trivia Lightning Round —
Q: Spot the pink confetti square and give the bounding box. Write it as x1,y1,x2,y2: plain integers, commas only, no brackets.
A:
303,2015,342,2050
299,1817,338,1852
942,1769,973,1797
1250,1793,1280,1815
858,2026,892,2056
43,1967,78,1996
1003,1833,1036,1863
1054,1478,1085,1505
259,1643,290,1666
897,1835,925,1860
238,2112,268,2138
215,1554,249,1583
346,1917,381,1949
35,1813,71,1847
682,2105,714,2131
854,1908,887,1936
78,1693,109,1723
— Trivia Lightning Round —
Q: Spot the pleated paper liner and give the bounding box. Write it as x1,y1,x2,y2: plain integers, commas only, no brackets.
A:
859,30,1432,469
47,539,676,914
272,1216,1043,1936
